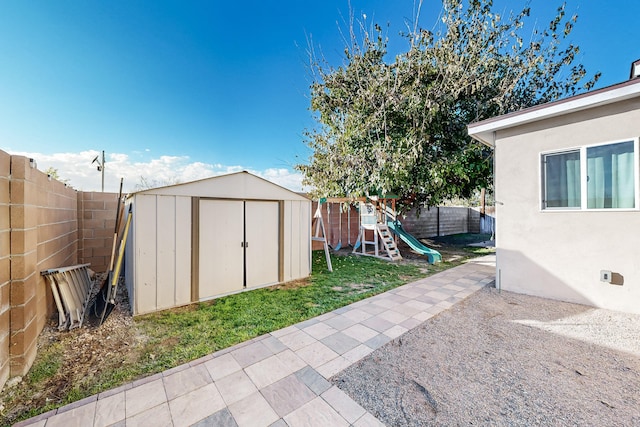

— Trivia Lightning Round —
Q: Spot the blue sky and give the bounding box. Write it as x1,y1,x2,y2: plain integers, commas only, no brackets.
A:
0,1,638,192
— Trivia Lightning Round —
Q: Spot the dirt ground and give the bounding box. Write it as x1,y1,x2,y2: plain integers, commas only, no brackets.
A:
0,275,140,426
332,286,640,426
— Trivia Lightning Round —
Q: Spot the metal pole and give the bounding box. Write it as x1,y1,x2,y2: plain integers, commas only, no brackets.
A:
101,150,105,192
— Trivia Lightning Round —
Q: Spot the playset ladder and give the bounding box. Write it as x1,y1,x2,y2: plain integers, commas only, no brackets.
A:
353,223,403,261
376,224,402,261
351,198,403,262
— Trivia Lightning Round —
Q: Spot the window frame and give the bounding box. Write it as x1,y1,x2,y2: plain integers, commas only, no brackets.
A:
540,137,640,212
541,148,582,210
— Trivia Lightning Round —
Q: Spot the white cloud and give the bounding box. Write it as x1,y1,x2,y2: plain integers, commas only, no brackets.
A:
10,150,306,193
256,168,305,192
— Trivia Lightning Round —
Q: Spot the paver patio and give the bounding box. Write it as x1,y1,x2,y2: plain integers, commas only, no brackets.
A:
15,255,495,427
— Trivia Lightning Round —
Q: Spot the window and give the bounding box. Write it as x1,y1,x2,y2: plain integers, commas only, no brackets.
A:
542,139,638,210
543,150,581,208
587,141,635,208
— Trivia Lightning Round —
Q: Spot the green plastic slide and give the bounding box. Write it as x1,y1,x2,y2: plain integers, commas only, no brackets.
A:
387,220,442,264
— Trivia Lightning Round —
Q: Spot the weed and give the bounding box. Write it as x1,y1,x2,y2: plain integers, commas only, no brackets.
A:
25,343,63,384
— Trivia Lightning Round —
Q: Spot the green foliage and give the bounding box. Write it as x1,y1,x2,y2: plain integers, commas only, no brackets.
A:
297,0,600,209
43,167,70,185
133,176,181,192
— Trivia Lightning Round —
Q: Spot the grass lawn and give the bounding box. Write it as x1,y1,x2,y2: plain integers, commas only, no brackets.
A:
1,236,492,425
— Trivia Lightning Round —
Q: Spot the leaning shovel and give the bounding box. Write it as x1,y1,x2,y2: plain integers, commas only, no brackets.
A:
98,205,132,325
89,179,123,323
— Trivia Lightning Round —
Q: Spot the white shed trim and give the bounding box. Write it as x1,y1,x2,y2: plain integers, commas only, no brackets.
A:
130,170,309,201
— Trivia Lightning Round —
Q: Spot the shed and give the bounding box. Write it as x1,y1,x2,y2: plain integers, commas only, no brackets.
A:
468,69,640,315
124,171,311,315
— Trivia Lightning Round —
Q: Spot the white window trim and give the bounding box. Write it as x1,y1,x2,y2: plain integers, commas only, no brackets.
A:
540,137,640,212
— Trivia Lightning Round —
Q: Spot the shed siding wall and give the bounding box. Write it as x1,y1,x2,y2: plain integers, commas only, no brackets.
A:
175,197,192,307
283,200,294,281
134,195,157,315
300,202,311,276
283,200,311,282
156,196,177,310
124,199,135,313
495,97,640,314
130,194,192,315
128,187,310,315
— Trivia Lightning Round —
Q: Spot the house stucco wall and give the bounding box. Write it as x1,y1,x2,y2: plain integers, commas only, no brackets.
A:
495,97,640,314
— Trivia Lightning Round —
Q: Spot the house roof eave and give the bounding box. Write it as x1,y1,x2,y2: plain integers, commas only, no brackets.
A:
469,132,495,149
467,78,640,140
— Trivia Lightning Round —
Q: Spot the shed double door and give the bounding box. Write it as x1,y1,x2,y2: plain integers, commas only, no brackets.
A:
199,200,279,300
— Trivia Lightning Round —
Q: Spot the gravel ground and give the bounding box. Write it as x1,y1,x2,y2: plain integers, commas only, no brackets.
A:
332,286,640,426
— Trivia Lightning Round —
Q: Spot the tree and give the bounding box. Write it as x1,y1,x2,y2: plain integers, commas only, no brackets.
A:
44,167,71,185
296,0,600,210
132,176,181,192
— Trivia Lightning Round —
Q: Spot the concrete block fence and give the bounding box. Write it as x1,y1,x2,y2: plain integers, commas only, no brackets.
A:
0,149,120,391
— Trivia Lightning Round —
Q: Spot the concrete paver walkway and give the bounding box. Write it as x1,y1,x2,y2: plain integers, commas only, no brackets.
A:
16,255,495,427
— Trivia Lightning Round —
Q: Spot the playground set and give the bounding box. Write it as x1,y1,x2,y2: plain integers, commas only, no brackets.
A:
312,196,442,269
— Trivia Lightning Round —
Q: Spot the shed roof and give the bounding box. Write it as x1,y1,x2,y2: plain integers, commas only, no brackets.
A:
468,77,640,147
129,171,309,201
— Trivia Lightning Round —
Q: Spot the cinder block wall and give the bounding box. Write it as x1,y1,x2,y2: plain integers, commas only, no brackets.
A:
0,151,11,390
438,207,470,236
0,148,120,392
78,191,121,272
400,207,439,237
468,208,481,234
402,206,482,238
9,155,78,379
